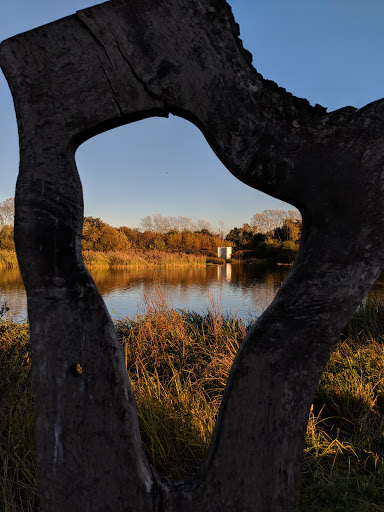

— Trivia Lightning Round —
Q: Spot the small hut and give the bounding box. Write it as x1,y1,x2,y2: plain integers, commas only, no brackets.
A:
217,247,232,259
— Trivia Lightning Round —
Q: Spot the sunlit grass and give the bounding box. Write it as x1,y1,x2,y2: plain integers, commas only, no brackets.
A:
69,249,207,268
116,290,244,477
300,299,384,511
0,250,18,269
0,249,208,270
2,296,384,510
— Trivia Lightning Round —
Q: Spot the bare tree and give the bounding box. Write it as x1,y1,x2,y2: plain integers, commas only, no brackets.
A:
142,214,213,234
1,1,384,511
152,213,172,233
140,215,154,232
217,219,226,239
196,217,214,234
0,197,14,228
287,209,301,223
174,215,194,232
250,209,288,234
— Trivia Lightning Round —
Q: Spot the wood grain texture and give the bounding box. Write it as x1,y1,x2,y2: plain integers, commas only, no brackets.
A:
1,0,384,510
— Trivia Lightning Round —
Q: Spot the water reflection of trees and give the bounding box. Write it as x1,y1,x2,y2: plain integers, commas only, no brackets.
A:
90,266,218,295
0,268,27,320
0,268,25,290
1,266,383,321
89,264,293,297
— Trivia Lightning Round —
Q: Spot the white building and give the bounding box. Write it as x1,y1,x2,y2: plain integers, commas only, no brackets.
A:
217,247,232,259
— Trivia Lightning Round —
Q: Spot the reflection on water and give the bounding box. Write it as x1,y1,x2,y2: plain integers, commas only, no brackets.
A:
89,263,292,322
0,268,28,321
1,264,383,323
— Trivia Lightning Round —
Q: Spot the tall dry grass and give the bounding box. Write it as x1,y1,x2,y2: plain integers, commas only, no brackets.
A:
0,250,18,269
0,249,207,270
2,296,384,510
300,299,384,511
78,250,207,268
116,290,246,477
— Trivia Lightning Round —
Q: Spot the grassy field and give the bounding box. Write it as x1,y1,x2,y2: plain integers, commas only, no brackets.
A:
1,294,384,511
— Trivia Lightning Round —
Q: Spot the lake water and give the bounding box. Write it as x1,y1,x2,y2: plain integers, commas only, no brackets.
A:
1,264,383,323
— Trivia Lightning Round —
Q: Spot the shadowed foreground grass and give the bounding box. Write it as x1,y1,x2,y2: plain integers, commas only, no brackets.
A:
1,294,384,511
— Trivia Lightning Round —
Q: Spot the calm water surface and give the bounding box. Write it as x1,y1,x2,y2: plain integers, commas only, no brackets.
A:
1,264,383,323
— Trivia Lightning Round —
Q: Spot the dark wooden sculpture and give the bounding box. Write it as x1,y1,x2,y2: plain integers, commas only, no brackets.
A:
1,0,383,510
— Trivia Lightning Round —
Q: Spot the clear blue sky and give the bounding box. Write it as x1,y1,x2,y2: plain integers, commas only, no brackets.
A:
1,0,384,231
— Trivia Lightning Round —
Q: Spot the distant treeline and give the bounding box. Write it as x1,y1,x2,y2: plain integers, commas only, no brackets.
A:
0,216,228,256
82,216,230,254
226,209,302,263
0,198,302,263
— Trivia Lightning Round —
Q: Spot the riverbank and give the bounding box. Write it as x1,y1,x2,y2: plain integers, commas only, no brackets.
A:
0,295,384,512
1,296,384,510
0,249,223,270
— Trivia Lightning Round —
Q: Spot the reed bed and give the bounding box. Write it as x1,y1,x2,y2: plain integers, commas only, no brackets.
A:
72,250,207,268
0,250,18,269
0,249,207,270
1,296,384,510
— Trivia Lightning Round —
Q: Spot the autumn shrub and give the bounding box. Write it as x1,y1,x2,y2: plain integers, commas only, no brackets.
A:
85,216,230,254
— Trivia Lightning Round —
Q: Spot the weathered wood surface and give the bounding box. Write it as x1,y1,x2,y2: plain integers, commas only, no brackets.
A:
1,0,383,510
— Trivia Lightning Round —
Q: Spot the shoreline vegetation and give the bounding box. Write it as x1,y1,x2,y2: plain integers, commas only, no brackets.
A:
83,249,211,269
1,292,384,511
0,249,221,270
0,250,18,269
0,249,292,270
0,207,303,270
